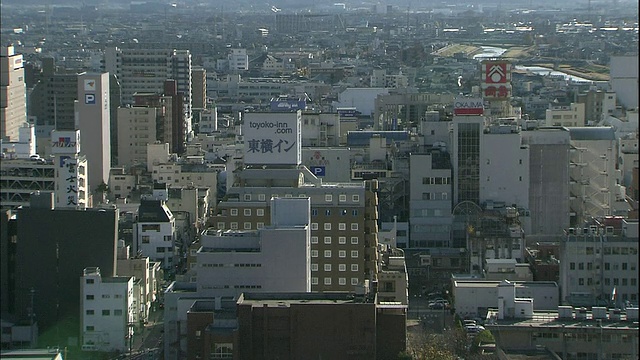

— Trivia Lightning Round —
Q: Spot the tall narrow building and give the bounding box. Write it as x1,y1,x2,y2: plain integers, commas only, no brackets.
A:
1,45,27,142
76,72,111,193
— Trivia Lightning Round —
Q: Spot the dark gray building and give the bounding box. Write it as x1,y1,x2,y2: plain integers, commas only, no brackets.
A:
11,192,118,344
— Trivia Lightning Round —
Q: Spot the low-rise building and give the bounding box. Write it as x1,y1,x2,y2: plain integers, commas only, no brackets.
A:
452,279,559,319
80,267,134,353
236,292,406,360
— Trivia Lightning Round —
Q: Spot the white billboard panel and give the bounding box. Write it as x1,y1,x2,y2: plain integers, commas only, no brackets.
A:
243,112,302,165
50,130,81,154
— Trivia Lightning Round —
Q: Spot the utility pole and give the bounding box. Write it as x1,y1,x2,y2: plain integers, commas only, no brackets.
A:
29,288,35,348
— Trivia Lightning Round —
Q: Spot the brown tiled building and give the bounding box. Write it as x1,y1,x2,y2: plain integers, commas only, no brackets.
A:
235,292,406,360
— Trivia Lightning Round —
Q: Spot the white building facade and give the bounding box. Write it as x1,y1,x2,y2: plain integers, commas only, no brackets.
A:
80,267,134,353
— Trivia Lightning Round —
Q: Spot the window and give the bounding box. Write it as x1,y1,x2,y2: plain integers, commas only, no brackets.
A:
587,263,593,270
351,250,359,258
86,295,94,300
312,209,318,216
86,326,95,331
325,210,331,216
339,278,346,285
339,223,346,230
324,236,332,244
311,277,318,285
351,237,359,245
311,236,318,244
324,278,332,285
622,278,628,286
257,209,265,216
570,262,575,270
622,263,627,270
256,222,264,229
339,194,347,202
156,247,165,253
339,250,346,258
351,223,358,230
352,195,359,202
311,264,318,271
324,250,332,258
230,209,238,216
86,279,94,284
244,222,252,230
339,264,346,271
86,310,94,315
352,278,359,285
311,223,318,230
605,278,611,285
605,263,610,270
324,264,332,272
578,263,584,270
258,194,266,201
579,278,584,286
142,235,150,244
324,223,331,230
352,210,358,216
325,194,332,202
217,222,225,230
339,237,346,244
244,194,251,201
311,250,318,258
351,264,359,271
230,222,238,230
102,310,110,316
244,209,251,216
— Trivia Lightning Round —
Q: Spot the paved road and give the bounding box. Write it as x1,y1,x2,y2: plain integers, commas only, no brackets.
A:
130,309,164,359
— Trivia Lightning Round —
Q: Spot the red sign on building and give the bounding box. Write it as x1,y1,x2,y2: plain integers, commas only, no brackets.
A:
485,62,508,84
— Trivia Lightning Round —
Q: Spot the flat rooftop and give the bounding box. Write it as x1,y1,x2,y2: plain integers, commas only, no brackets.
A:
486,309,639,330
238,292,375,307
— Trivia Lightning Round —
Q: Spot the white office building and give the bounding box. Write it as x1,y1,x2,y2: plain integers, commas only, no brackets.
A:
133,199,176,270
452,279,559,319
560,218,639,306
196,197,311,297
80,267,134,353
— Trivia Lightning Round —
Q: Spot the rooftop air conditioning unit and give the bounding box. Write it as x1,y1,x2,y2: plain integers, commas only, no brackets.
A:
575,307,587,320
568,228,576,235
626,308,639,321
592,307,607,320
558,306,573,319
610,309,621,321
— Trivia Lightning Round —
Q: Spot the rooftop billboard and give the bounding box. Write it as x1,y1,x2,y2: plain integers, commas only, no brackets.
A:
243,112,301,165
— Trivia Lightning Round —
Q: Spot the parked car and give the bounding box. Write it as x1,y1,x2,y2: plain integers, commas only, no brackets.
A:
429,299,450,309
465,324,485,333
463,319,477,327
428,302,445,309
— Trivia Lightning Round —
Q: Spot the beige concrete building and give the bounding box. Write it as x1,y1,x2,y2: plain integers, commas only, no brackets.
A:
545,103,586,127
117,106,158,167
1,45,27,142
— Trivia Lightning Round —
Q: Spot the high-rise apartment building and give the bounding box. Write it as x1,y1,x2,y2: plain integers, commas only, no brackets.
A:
28,58,78,133
1,45,27,142
104,47,192,149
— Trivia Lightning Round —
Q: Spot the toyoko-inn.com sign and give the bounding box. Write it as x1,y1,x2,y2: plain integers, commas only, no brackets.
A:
243,111,302,165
